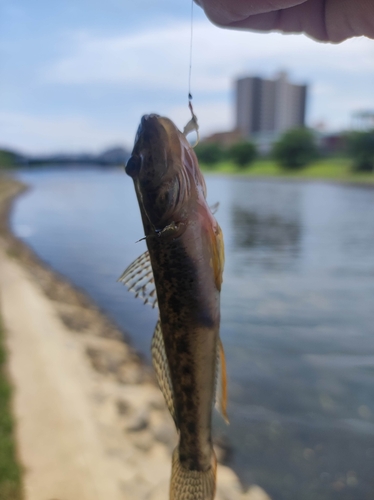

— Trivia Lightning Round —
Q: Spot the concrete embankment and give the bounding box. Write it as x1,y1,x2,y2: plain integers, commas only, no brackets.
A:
0,175,271,500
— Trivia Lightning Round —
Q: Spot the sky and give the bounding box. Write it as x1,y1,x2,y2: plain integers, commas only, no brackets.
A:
1,0,373,155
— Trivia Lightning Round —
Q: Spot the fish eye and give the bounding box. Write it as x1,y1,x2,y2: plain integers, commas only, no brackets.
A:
125,155,141,177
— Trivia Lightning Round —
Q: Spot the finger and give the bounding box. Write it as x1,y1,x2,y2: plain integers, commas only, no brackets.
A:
325,0,374,42
227,0,328,41
227,0,374,42
194,0,307,25
195,0,374,42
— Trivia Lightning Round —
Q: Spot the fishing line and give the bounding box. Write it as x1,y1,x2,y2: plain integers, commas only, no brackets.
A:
183,0,200,146
188,0,194,102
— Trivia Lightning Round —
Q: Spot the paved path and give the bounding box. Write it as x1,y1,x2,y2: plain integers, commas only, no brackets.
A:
0,246,124,500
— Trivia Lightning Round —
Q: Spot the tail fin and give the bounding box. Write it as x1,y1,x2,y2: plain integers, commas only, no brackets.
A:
170,447,216,500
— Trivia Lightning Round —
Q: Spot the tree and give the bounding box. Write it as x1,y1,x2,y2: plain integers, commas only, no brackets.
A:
227,141,257,168
346,130,374,172
194,142,224,166
272,128,318,170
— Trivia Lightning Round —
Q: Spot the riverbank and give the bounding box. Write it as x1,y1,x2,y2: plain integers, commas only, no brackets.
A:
201,158,374,186
0,174,270,500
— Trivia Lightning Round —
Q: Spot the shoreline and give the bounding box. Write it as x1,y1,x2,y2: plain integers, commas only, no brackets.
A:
199,156,374,188
202,170,374,190
0,174,271,500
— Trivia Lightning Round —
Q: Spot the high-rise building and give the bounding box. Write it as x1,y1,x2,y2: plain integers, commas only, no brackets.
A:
236,72,307,141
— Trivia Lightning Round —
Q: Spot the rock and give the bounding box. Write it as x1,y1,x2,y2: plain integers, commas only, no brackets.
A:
125,408,149,432
84,336,150,384
216,465,243,500
57,303,92,332
242,485,272,500
116,398,131,416
129,430,154,452
120,474,152,500
117,362,146,384
216,467,272,500
214,433,233,464
148,409,176,450
86,344,126,375
151,420,176,449
148,392,168,411
146,478,169,500
136,443,171,485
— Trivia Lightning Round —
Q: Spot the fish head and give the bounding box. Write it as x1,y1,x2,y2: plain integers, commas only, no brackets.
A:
126,114,206,231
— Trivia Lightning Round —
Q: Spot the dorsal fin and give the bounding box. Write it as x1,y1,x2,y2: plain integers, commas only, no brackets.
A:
118,251,158,308
151,320,177,426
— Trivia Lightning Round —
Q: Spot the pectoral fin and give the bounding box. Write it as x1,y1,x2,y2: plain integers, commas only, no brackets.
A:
118,251,158,308
211,224,225,292
151,320,177,426
209,202,220,215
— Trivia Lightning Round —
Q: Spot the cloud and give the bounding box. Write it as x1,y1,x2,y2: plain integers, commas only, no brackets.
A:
44,20,374,93
0,111,132,155
0,99,232,154
6,21,374,152
41,20,374,135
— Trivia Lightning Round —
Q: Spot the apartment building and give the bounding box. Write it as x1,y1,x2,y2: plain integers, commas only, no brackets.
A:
236,72,307,143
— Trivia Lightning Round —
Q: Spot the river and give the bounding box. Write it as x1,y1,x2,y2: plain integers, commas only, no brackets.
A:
11,167,374,500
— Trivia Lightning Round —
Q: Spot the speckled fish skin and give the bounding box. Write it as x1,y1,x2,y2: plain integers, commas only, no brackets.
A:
126,114,224,499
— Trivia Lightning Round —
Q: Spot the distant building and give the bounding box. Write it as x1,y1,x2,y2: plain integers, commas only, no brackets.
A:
318,132,347,155
203,129,243,147
235,72,308,151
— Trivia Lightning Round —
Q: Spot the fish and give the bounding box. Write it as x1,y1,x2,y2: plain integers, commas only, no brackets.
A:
120,114,227,500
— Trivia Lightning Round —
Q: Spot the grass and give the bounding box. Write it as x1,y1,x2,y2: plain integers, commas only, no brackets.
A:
0,175,23,499
201,157,374,185
0,266,23,500
0,317,23,500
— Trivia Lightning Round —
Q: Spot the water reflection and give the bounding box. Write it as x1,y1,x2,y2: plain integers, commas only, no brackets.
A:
224,180,303,273
232,206,301,257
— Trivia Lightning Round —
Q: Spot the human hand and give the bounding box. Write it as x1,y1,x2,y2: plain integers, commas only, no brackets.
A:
194,0,374,43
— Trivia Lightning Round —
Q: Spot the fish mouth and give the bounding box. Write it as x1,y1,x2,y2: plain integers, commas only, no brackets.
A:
125,113,184,183
126,114,182,179
138,114,178,142
135,114,167,148
138,114,161,138
125,115,163,178
141,113,160,128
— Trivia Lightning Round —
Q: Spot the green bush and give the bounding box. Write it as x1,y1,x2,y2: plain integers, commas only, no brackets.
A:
227,141,257,168
0,150,18,169
272,128,318,170
346,130,374,172
0,318,23,500
194,142,224,166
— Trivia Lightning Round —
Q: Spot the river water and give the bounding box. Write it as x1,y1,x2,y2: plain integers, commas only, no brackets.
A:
12,168,374,500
